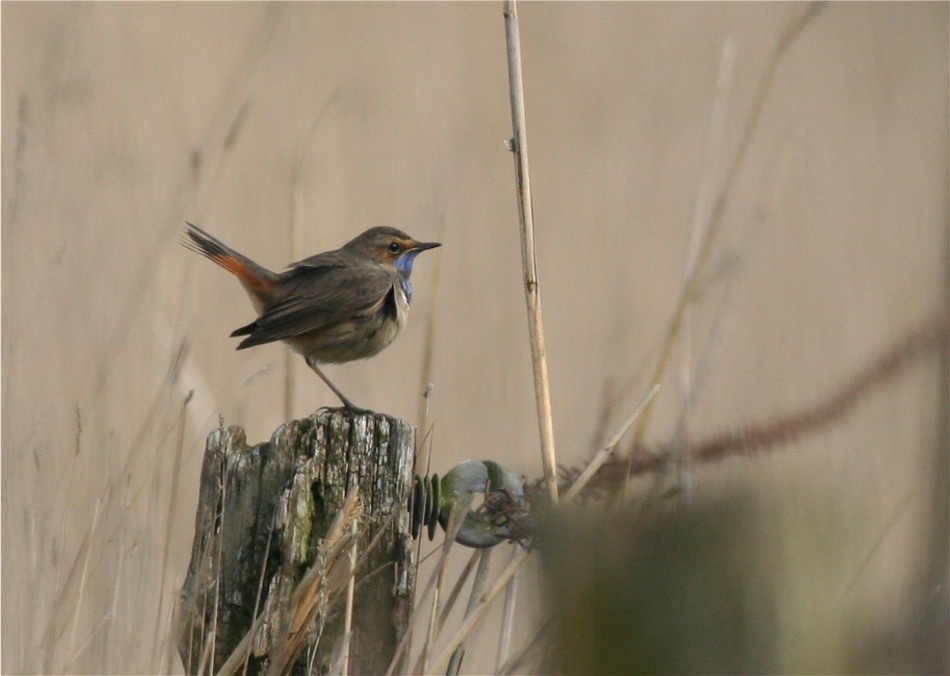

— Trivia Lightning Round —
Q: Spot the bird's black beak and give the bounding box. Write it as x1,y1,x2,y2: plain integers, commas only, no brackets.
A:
414,241,441,252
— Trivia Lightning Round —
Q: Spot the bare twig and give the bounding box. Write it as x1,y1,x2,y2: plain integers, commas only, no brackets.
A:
504,0,559,503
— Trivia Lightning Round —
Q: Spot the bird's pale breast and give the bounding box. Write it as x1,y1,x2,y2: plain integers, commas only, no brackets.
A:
288,282,409,364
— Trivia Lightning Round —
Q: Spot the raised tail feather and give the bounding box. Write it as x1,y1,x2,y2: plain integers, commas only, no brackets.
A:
183,222,276,302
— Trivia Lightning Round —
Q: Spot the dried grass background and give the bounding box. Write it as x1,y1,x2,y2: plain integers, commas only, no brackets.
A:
2,2,947,674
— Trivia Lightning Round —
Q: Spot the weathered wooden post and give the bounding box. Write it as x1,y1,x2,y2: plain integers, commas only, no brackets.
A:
177,409,416,675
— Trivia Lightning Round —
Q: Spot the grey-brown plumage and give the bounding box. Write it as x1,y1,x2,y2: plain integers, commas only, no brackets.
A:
183,222,440,409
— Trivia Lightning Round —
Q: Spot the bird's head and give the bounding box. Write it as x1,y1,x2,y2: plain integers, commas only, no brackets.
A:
346,226,441,275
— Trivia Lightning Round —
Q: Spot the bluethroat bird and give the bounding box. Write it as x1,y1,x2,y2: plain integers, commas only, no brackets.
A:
183,222,440,410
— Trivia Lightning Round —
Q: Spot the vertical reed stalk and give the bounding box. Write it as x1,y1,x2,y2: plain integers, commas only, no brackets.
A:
504,0,559,503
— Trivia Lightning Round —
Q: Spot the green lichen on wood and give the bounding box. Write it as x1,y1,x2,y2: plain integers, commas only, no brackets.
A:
177,409,416,675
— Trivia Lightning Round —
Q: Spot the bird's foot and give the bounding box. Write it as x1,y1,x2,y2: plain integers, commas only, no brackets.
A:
318,402,376,416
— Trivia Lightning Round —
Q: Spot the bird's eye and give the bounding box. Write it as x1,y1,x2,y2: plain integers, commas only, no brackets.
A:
388,242,400,253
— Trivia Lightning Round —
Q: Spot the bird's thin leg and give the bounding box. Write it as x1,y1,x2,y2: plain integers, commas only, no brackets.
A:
305,357,370,413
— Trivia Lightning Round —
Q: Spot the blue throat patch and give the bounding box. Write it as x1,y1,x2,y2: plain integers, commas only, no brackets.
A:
395,251,419,303
394,250,421,276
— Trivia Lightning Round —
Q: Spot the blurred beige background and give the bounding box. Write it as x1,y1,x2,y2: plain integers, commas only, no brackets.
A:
2,2,946,673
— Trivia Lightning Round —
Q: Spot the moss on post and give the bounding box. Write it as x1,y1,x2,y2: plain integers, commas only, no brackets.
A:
177,410,416,675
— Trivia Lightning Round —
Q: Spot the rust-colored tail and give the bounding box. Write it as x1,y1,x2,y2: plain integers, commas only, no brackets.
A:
183,222,276,302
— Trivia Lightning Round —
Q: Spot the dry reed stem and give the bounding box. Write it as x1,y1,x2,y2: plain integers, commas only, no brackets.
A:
415,503,472,675
495,545,521,671
503,0,559,504
270,486,361,675
65,497,100,665
418,549,449,674
386,502,468,676
209,464,227,674
339,519,359,676
437,549,482,631
565,384,660,502
677,38,737,500
429,547,530,674
446,547,494,675
498,617,551,674
152,390,193,671
416,216,446,433
629,2,826,452
241,517,277,676
213,486,362,676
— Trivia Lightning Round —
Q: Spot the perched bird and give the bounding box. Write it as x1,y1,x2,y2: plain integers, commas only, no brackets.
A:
183,222,440,410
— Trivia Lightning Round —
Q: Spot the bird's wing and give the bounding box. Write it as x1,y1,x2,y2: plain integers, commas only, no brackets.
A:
287,248,348,270
233,263,395,348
